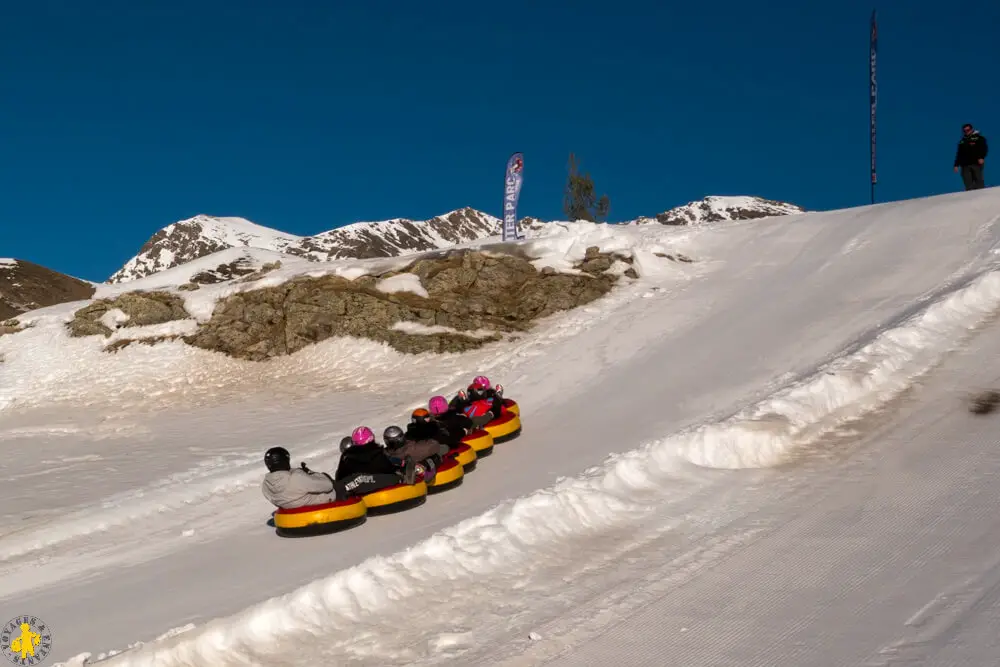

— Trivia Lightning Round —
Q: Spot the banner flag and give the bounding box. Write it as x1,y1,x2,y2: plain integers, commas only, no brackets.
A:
502,152,524,241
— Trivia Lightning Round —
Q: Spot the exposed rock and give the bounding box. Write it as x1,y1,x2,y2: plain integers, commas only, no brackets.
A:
184,249,620,361
67,291,190,338
105,335,185,353
0,318,28,337
969,390,1000,415
237,261,282,284
190,257,266,285
0,259,96,320
654,252,694,263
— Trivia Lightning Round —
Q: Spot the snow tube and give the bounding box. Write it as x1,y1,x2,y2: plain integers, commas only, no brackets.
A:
426,457,464,494
448,442,478,472
501,398,520,416
362,480,428,516
484,412,522,443
461,429,494,458
272,497,367,538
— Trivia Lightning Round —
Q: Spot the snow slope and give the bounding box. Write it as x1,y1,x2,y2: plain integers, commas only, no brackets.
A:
531,311,1000,667
0,188,998,665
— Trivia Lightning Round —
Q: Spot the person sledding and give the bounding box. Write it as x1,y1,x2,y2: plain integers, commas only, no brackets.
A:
334,426,418,494
449,375,504,426
428,395,476,446
261,446,348,510
384,419,449,484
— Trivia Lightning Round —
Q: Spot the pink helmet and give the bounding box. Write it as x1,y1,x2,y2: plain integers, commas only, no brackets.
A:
351,426,374,446
472,375,491,390
428,395,449,416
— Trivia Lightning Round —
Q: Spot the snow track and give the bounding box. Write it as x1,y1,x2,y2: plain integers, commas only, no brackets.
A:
1,189,998,665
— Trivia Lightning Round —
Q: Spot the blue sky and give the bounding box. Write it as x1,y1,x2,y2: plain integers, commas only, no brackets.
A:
0,0,996,281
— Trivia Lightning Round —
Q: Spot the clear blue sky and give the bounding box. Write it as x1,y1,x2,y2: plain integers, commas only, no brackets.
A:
1,0,996,281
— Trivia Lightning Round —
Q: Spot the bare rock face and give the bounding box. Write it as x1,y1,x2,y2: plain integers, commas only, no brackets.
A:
185,249,624,360
67,291,190,338
0,259,96,320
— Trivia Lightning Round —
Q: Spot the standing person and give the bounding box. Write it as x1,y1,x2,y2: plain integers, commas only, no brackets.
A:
954,123,988,191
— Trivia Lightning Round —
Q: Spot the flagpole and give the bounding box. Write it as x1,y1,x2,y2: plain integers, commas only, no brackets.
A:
869,9,878,205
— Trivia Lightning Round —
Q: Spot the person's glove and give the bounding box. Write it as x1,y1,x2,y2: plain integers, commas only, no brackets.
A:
495,383,504,397
300,461,312,473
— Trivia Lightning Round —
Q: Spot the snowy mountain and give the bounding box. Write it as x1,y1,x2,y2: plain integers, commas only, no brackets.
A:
108,198,801,284
631,195,805,226
0,258,96,321
107,215,306,284
108,208,501,283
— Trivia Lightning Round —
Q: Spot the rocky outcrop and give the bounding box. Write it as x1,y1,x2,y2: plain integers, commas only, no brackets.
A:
1,318,28,337
70,248,642,360
67,291,190,338
186,248,628,360
0,259,96,320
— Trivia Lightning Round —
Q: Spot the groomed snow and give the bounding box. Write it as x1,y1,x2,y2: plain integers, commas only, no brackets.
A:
2,187,999,665
54,190,1000,666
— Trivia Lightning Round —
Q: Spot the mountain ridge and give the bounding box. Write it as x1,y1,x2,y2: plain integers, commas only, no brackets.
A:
109,195,804,283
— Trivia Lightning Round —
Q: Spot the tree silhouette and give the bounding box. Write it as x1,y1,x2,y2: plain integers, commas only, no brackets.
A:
563,153,610,222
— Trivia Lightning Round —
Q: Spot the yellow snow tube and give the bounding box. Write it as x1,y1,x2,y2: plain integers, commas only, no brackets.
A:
449,443,478,471
362,481,428,515
461,429,495,457
501,398,520,416
272,497,367,537
426,457,465,493
484,412,522,443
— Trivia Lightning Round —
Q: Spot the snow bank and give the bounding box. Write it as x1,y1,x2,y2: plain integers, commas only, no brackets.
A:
57,260,1000,667
677,268,1000,468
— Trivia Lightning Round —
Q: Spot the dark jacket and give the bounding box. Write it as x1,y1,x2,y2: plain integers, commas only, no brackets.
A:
405,419,448,442
399,420,450,463
335,443,400,480
435,411,474,446
955,131,988,167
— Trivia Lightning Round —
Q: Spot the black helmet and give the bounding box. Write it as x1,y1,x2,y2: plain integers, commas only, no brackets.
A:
264,446,291,472
383,425,406,449
339,436,353,453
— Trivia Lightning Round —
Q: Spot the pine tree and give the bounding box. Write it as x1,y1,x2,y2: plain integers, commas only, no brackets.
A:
563,153,610,222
